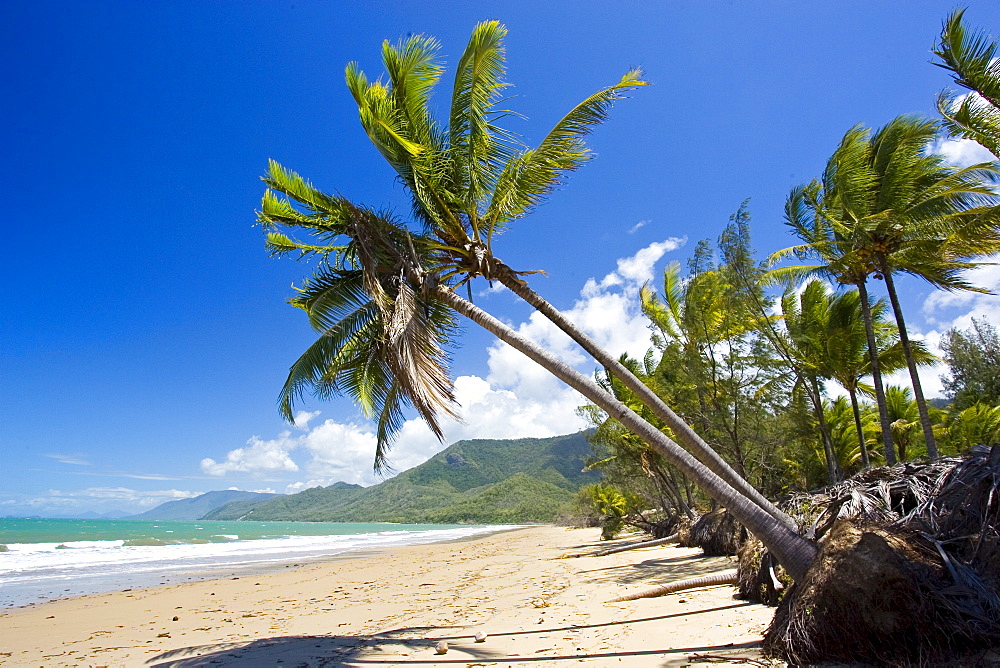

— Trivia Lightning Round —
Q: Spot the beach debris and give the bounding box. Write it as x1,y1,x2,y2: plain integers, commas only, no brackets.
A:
592,533,680,557
172,616,179,621
474,631,488,643
434,640,449,655
763,445,1000,665
683,510,746,556
610,569,738,602
530,598,550,608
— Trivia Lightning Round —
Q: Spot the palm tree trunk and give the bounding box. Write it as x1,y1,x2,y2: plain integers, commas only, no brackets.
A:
434,284,818,582
856,280,897,465
809,377,842,483
877,261,939,458
494,267,795,528
847,387,871,469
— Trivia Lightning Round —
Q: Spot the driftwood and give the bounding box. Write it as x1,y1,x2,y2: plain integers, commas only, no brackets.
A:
611,569,738,602
592,533,679,557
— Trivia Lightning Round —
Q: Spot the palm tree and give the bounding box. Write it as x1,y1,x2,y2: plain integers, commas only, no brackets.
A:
778,281,845,482
774,115,1000,461
942,402,1000,451
342,21,790,525
884,386,921,462
587,353,698,522
820,286,933,468
824,396,868,476
258,161,819,580
934,9,1000,157
774,179,898,464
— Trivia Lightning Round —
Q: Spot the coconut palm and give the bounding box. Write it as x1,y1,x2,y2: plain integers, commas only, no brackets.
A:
934,9,1000,157
824,396,868,475
343,21,789,525
774,115,1000,461
821,287,933,468
884,386,922,462
778,281,847,482
258,161,818,580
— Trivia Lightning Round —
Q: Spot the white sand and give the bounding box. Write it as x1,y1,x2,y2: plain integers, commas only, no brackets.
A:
0,526,780,667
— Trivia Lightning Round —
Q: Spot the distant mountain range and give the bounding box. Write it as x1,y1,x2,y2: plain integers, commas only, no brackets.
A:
205,431,598,524
126,490,280,521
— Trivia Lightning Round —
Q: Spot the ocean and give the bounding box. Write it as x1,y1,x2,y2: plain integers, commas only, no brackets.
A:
0,518,518,608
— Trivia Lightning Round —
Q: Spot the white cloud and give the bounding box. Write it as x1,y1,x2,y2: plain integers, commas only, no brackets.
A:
903,260,1000,399
628,219,650,234
44,487,197,509
614,238,685,285
931,136,997,167
285,479,335,494
476,281,508,297
200,433,300,476
44,453,91,466
922,260,1000,330
201,237,687,488
292,410,321,430
299,420,380,484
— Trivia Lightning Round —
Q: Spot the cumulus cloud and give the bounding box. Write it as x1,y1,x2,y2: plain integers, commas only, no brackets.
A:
930,136,997,167
292,410,321,430
200,433,300,476
922,260,1000,330
907,259,1000,399
201,237,686,487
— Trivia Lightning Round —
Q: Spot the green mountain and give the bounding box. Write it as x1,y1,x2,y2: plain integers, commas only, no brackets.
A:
204,432,598,523
127,490,279,520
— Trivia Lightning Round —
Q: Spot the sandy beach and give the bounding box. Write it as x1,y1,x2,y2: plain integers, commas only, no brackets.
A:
0,526,778,667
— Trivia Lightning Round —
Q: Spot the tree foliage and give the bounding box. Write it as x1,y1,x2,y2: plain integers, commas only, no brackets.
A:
942,318,1000,410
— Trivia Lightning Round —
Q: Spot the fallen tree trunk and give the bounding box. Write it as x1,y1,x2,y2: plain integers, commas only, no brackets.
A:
593,533,679,557
611,569,738,602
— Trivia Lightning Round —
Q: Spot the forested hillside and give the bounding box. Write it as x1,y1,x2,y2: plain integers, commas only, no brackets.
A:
127,490,279,521
204,432,599,523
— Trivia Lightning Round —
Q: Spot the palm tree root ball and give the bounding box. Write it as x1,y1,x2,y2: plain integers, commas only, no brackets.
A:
764,446,1000,666
683,508,746,556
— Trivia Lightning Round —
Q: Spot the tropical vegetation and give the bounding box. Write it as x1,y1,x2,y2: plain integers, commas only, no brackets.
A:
259,13,1000,665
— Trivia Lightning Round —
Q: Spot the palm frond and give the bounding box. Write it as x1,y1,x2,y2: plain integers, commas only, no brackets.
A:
485,69,647,235
448,20,515,223
934,9,1000,157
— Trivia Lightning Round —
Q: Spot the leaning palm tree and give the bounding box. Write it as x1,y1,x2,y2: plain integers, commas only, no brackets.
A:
934,8,1000,157
773,115,1000,461
258,161,818,580
341,21,789,525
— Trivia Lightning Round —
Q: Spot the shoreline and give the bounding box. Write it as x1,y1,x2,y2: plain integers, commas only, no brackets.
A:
0,525,778,666
1,522,524,609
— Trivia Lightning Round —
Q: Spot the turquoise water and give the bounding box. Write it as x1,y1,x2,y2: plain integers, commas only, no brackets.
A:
0,518,517,608
0,517,462,545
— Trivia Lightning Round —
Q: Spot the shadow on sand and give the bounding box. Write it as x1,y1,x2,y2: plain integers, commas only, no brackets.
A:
147,603,762,666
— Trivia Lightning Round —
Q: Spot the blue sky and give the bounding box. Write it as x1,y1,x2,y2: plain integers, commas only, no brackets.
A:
4,1,1000,517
